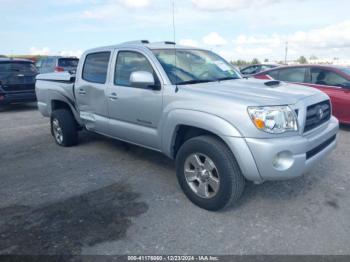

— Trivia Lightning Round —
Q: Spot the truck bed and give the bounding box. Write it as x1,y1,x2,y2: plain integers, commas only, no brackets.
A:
35,72,76,118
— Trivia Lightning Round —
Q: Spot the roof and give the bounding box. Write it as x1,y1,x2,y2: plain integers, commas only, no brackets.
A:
0,58,33,62
260,64,350,72
254,64,350,80
289,64,348,68
43,56,79,59
241,63,279,68
84,40,206,54
250,63,279,66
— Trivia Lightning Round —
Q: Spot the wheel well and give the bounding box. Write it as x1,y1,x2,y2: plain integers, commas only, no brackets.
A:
51,100,82,130
51,100,71,114
172,125,223,158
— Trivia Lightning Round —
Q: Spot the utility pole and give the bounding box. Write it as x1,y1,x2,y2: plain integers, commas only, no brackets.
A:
284,41,288,65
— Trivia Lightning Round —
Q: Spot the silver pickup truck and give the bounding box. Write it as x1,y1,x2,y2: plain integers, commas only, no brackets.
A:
36,41,338,211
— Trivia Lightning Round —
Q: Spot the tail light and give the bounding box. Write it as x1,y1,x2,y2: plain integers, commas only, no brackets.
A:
55,66,65,72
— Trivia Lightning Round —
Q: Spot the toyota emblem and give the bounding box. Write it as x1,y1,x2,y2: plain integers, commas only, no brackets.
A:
317,107,324,120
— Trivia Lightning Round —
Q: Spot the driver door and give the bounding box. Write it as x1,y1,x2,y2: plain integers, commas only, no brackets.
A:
106,49,163,150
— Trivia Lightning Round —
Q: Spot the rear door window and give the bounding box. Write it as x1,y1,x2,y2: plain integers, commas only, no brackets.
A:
82,52,111,84
58,58,79,68
278,68,306,82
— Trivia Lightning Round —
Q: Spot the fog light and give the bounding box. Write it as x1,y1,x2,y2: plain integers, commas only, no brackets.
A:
273,151,294,171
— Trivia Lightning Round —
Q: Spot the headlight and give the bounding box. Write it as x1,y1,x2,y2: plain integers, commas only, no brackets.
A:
247,106,298,134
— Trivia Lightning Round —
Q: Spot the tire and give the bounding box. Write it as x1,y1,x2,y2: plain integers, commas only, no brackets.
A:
175,135,245,211
50,109,79,147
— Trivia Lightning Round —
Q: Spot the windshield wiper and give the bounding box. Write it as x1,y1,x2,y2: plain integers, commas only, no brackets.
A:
216,77,239,81
176,79,216,85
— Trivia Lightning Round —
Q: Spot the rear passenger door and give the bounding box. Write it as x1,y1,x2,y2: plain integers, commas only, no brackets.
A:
106,49,163,150
75,51,112,133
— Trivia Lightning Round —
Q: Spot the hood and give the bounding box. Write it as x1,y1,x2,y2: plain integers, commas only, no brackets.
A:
181,78,322,106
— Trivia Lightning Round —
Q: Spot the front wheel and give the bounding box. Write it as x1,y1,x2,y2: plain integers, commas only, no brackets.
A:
51,109,79,147
176,135,245,211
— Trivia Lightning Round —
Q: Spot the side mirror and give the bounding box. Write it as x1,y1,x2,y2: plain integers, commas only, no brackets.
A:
129,71,157,89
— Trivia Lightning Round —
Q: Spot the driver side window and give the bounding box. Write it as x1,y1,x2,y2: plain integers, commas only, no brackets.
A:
114,51,159,88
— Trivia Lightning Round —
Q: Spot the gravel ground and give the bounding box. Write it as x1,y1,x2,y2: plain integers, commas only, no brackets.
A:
0,103,349,255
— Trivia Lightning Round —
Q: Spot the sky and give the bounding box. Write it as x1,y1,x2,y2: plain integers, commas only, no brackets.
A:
1,0,350,62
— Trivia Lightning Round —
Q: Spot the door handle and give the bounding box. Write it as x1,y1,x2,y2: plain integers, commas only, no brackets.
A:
78,88,86,95
109,92,118,100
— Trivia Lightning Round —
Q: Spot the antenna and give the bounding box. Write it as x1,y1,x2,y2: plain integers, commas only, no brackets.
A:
172,0,176,44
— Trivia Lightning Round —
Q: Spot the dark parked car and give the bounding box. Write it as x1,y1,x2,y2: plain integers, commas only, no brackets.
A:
0,58,38,105
254,65,350,124
37,56,79,74
240,64,278,75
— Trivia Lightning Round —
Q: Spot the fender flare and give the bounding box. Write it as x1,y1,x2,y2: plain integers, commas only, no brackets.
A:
48,90,82,125
161,109,242,158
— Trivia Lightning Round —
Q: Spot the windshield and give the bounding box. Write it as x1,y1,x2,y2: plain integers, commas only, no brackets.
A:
152,49,241,85
58,58,79,68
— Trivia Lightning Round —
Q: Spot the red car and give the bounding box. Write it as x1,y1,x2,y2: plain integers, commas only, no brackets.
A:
254,65,350,124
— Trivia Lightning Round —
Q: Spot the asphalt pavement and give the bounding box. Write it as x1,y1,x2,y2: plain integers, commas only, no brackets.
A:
0,103,349,255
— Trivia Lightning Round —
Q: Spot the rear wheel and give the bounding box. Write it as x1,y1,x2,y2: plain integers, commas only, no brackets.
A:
51,109,79,147
176,135,245,211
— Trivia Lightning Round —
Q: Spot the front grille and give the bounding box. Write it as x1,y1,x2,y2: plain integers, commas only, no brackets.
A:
306,135,336,159
304,100,331,133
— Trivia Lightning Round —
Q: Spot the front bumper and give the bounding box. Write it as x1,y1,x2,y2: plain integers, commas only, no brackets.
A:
224,116,339,182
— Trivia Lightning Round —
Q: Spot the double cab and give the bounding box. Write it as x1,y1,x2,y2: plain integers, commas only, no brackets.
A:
36,41,338,210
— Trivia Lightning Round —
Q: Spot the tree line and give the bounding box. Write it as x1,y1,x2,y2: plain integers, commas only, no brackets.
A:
231,56,312,67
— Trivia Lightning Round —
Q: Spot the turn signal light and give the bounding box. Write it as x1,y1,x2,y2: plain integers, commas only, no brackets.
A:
253,118,265,129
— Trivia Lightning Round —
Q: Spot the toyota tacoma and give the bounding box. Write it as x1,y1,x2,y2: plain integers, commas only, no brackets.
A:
35,41,339,211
